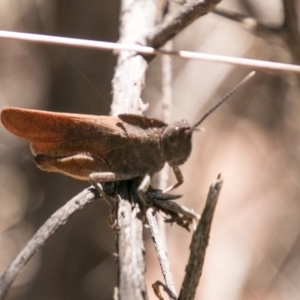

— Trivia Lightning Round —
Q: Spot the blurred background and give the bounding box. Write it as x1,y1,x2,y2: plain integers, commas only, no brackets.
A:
0,0,300,299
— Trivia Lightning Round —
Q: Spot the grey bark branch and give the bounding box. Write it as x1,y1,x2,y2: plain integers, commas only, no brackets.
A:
146,210,177,299
0,188,100,300
117,196,147,300
147,0,222,49
111,0,158,115
178,178,223,300
112,1,159,299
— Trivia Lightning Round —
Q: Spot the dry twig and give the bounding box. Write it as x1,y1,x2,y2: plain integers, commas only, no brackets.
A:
0,188,101,300
147,0,222,48
178,177,223,300
146,211,177,298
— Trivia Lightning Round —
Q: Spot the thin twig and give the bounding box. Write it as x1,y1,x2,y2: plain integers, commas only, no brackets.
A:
156,40,173,247
151,38,174,297
148,39,174,298
161,40,172,139
146,210,177,299
0,188,100,300
0,31,299,73
178,177,223,300
147,0,222,48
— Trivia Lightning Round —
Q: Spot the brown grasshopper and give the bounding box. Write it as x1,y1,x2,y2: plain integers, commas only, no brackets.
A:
0,72,254,204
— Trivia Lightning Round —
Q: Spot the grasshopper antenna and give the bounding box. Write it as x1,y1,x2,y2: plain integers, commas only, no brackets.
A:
192,71,256,128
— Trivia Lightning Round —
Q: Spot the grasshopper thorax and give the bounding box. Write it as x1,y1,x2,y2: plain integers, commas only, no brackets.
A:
161,120,193,167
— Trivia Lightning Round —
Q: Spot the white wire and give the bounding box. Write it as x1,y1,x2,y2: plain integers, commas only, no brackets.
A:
0,30,299,73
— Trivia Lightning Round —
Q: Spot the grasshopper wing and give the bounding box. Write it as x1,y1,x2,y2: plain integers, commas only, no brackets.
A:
1,107,130,157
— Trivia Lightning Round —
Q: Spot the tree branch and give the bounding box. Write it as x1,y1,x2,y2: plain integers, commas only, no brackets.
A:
147,0,223,49
146,210,177,298
0,188,100,300
178,177,223,300
112,1,159,298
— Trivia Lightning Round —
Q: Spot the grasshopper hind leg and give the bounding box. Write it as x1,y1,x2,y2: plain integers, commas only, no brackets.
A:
35,153,109,180
35,153,134,205
35,153,133,182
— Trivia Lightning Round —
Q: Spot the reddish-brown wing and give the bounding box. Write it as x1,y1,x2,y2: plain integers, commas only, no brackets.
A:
1,107,169,157
1,107,130,157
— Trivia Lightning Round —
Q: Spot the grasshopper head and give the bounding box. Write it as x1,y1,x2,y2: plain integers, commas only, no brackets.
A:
161,120,194,167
